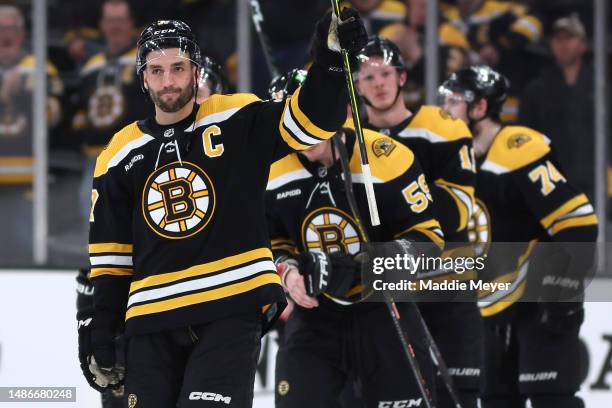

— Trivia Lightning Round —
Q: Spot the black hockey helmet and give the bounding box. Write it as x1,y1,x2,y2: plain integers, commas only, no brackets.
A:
267,68,308,102
199,56,229,95
136,20,202,93
354,36,406,73
438,65,509,119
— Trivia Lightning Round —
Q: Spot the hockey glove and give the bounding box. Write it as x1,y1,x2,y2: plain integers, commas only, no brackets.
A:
537,302,584,334
298,251,332,296
311,8,367,74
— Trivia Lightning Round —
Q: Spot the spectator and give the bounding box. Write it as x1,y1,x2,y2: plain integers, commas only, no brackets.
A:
519,14,594,200
71,0,151,225
379,0,470,110
344,0,407,34
444,0,543,122
0,5,63,264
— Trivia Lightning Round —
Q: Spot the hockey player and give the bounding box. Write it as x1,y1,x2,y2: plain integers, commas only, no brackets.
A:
267,69,444,408
81,10,368,407
354,36,481,407
440,65,598,408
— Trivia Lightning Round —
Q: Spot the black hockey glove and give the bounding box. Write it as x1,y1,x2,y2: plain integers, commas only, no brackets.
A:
311,8,367,74
76,271,125,392
537,302,584,334
298,251,357,297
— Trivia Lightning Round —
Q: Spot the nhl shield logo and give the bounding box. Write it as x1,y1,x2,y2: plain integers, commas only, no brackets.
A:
142,161,216,239
163,128,175,138
301,207,362,255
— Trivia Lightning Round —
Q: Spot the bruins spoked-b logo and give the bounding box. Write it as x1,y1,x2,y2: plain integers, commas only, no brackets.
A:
142,161,215,239
301,207,362,255
468,198,491,256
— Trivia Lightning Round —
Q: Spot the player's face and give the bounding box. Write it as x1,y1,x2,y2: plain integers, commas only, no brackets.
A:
442,92,469,122
300,139,333,163
143,49,196,113
357,57,404,111
0,15,25,64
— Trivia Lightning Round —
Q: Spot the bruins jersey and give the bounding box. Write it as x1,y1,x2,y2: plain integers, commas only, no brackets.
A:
266,128,444,306
89,64,348,336
364,106,475,243
0,55,63,183
72,47,150,158
472,126,598,317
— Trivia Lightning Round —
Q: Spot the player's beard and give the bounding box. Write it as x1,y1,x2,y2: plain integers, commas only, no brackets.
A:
149,77,195,113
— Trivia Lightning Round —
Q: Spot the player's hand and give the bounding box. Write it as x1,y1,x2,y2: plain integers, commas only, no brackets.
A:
284,267,319,309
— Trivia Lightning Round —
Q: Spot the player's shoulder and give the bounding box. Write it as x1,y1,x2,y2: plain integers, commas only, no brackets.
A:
94,122,153,178
16,54,59,76
478,1,518,16
402,105,472,143
481,126,550,174
350,128,415,183
267,154,309,191
81,53,107,76
195,93,262,125
374,0,407,18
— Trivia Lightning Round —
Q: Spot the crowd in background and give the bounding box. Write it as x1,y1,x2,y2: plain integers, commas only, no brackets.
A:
0,0,609,267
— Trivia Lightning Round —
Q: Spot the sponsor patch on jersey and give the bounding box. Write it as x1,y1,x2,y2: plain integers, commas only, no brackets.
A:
276,188,301,200
507,134,531,149
142,161,216,239
301,207,362,255
125,154,144,172
372,137,396,157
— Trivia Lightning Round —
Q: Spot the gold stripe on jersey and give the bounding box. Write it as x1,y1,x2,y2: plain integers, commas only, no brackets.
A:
129,247,273,293
348,130,413,183
126,273,280,320
267,153,311,190
89,242,133,254
90,267,133,277
271,238,299,256
540,194,590,229
401,106,472,143
94,123,154,178
193,93,260,129
511,15,542,42
481,126,550,174
479,281,526,317
548,215,598,237
394,219,444,249
279,87,334,150
436,179,475,232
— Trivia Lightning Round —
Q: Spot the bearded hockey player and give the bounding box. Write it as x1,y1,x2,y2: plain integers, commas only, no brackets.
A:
354,36,481,408
440,65,598,408
267,69,444,408
81,11,367,407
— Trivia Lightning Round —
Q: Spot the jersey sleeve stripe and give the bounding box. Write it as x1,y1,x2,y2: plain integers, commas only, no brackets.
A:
125,272,280,320
187,107,242,130
540,194,590,229
547,214,598,236
279,99,327,149
436,181,475,231
289,87,335,140
267,169,312,190
397,128,448,143
90,267,134,277
90,255,133,266
394,219,444,248
89,243,133,254
129,247,272,293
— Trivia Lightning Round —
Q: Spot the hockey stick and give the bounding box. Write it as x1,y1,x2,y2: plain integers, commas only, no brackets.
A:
249,0,280,78
330,0,380,226
333,133,436,408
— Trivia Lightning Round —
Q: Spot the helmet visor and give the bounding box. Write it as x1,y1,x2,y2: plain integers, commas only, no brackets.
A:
137,36,200,73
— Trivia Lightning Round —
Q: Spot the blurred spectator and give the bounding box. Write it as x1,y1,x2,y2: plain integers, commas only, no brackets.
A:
343,0,407,34
379,0,469,110
0,4,63,263
71,0,150,224
519,14,594,200
444,0,543,122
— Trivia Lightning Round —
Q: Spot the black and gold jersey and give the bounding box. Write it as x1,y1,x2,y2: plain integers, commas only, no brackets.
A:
340,0,406,34
0,55,63,184
472,126,598,317
89,64,348,336
364,106,475,244
266,128,443,305
72,47,151,158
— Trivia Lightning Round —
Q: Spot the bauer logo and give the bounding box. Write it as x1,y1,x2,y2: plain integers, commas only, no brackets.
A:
142,161,216,239
188,392,231,404
378,399,422,407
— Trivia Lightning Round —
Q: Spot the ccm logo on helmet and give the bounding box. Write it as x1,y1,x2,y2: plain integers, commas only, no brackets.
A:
378,399,423,408
188,392,231,404
153,29,177,35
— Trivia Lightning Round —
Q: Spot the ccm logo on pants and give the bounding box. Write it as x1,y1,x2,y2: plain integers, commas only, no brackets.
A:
378,399,422,408
188,392,231,404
